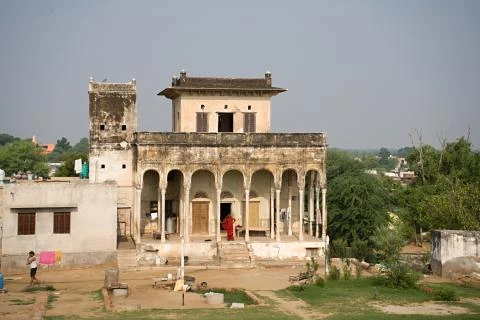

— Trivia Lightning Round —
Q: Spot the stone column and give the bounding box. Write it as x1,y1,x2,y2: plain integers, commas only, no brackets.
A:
322,188,327,240
245,188,250,242
183,176,191,243
308,173,314,236
288,183,292,236
157,188,161,233
298,188,304,241
184,186,190,243
160,188,166,242
135,188,142,244
270,187,275,239
275,188,281,241
216,188,221,242
315,182,321,238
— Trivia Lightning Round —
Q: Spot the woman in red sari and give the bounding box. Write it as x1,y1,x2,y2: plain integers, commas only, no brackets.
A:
221,213,236,241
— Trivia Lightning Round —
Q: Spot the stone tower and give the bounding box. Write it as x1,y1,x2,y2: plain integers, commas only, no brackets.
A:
88,78,137,187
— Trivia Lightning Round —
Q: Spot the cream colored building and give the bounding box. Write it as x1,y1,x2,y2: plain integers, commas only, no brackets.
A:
1,181,117,272
89,71,328,265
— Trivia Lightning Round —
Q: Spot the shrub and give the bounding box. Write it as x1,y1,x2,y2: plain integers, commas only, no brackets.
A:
288,284,306,292
330,238,348,259
374,262,420,288
328,265,341,280
342,259,352,280
433,288,459,301
351,237,370,262
314,276,325,287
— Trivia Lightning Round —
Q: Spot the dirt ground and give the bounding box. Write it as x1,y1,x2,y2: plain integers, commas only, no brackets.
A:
0,256,478,320
0,264,303,319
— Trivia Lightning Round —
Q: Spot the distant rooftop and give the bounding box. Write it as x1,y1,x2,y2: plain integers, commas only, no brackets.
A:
158,70,286,99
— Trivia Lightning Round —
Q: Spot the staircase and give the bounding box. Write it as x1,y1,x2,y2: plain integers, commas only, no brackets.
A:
218,241,253,268
116,249,138,270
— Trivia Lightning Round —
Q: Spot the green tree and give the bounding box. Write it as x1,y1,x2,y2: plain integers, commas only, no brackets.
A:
378,147,391,167
327,149,364,181
327,171,390,244
0,133,20,146
71,137,89,154
0,140,49,177
55,152,88,177
48,137,72,162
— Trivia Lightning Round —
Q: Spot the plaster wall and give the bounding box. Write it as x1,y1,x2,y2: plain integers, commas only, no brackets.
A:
89,150,133,186
173,95,271,133
431,230,480,277
249,241,325,260
1,182,117,272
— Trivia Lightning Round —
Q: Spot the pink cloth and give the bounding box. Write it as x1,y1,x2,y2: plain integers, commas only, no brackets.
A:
39,251,56,265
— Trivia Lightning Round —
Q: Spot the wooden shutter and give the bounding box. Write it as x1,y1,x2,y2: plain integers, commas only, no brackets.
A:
18,213,36,235
244,113,256,133
196,113,208,132
54,212,71,233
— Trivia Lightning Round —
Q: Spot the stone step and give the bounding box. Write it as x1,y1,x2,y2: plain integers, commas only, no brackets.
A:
117,250,138,269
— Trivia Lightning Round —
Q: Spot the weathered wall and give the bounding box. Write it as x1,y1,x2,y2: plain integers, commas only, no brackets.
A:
1,181,117,273
174,95,271,133
88,80,136,189
249,241,326,260
431,230,480,278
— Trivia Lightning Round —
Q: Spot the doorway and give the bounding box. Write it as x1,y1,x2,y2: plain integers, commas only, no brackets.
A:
249,201,260,228
192,201,209,234
218,113,233,132
220,202,232,230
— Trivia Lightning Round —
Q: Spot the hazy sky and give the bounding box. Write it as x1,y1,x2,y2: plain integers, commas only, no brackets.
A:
1,0,479,149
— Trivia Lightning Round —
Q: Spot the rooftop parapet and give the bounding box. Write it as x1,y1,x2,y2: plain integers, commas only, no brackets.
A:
134,132,327,147
88,77,137,93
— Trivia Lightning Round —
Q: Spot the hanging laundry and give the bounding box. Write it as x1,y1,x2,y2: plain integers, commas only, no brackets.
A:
39,251,56,265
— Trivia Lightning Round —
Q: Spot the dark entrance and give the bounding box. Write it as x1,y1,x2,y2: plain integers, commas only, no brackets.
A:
220,202,232,230
218,113,233,132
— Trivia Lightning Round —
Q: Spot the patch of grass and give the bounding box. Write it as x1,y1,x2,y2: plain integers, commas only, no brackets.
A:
92,288,104,301
46,294,58,309
280,277,480,319
23,285,56,292
45,307,295,320
9,298,35,305
198,288,254,305
429,283,480,298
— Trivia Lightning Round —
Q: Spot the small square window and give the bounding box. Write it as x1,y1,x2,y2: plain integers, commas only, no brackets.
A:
121,124,127,131
101,164,105,169
100,124,105,130
224,105,228,109
201,104,205,110
122,164,126,169
248,105,252,110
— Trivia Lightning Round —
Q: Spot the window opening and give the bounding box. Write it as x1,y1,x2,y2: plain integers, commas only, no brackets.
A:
54,212,71,234
218,113,233,132
121,124,127,131
18,212,35,235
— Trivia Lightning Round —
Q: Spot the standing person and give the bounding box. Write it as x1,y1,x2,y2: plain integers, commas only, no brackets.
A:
26,251,40,286
221,213,236,241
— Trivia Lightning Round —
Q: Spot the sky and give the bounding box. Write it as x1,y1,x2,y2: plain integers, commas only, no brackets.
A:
1,0,479,150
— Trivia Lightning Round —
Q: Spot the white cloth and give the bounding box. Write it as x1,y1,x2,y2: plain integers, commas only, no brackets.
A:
30,259,37,269
74,159,82,174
